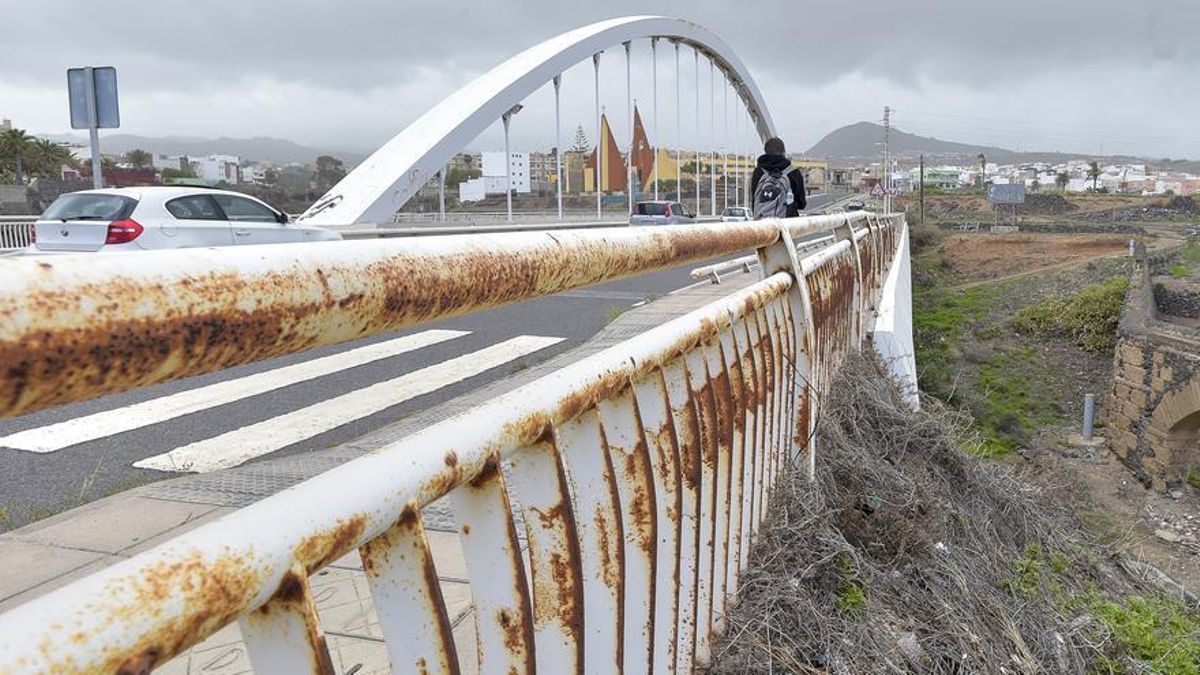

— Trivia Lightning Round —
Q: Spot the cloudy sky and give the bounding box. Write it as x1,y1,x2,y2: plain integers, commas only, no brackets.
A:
2,0,1198,160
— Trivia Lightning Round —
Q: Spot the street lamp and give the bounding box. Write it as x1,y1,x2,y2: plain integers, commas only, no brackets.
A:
502,104,523,222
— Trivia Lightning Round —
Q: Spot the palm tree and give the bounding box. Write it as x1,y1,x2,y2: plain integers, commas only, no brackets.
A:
1087,161,1102,191
28,139,73,178
1055,171,1069,191
976,153,987,188
124,148,153,170
1,128,32,184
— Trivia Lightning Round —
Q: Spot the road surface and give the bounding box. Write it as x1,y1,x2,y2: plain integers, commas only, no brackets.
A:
0,195,845,530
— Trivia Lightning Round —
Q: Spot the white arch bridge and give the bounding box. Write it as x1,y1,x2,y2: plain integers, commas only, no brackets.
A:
297,15,779,226
0,17,914,675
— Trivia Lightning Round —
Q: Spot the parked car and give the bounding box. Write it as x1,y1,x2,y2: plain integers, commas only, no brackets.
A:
844,200,866,212
720,206,751,222
629,200,696,226
32,187,342,253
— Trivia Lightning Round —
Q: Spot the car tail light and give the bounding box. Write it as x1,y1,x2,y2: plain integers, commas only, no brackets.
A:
105,218,144,244
664,204,672,217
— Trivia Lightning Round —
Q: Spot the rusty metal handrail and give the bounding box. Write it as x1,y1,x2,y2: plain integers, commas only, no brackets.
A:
0,213,865,420
0,212,907,673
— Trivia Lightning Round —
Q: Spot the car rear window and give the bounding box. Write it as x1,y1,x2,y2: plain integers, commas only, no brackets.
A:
41,193,136,221
635,203,667,216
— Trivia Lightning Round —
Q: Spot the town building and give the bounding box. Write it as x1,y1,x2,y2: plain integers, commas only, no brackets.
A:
188,155,240,185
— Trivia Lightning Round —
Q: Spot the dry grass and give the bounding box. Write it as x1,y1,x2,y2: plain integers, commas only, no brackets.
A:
709,353,1170,674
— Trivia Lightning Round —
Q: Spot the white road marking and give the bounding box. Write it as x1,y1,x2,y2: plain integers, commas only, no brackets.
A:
0,329,470,453
134,334,565,474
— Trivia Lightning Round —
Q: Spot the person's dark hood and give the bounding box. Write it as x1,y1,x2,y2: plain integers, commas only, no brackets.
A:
756,153,792,172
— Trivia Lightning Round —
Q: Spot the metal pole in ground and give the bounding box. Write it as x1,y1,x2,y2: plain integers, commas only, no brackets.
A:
694,46,701,216
553,74,563,220
651,38,659,201
919,154,925,225
625,41,633,215
1082,394,1095,441
675,41,681,203
593,52,602,220
438,167,445,221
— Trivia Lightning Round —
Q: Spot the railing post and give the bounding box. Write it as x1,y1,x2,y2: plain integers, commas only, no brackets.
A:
832,218,864,346
755,223,817,477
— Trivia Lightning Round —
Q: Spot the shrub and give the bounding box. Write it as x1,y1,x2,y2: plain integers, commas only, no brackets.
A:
1011,276,1129,353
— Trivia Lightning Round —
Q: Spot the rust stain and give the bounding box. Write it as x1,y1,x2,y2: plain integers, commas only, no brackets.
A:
677,387,703,493
40,550,265,674
293,514,368,574
0,224,780,420
360,504,420,576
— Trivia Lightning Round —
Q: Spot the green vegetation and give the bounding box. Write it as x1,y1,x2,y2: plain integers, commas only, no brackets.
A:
1187,467,1200,490
1092,596,1200,674
973,346,1063,455
1011,276,1129,354
834,554,868,615
1006,546,1200,673
1170,263,1191,279
913,286,995,400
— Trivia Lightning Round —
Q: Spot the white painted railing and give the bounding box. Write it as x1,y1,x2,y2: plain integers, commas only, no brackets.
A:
0,217,35,251
0,212,911,673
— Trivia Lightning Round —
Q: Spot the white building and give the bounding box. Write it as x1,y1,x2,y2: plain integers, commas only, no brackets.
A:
240,165,269,185
189,155,240,185
481,151,530,194
459,151,532,202
152,154,188,172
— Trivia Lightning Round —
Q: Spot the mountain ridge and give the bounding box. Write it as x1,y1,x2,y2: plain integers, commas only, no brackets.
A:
36,133,363,166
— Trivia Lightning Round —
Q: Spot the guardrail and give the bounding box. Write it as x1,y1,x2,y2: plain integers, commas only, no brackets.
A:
0,211,910,673
689,234,837,284
0,217,34,250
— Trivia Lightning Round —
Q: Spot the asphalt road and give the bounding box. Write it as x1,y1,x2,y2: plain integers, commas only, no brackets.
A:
0,194,845,531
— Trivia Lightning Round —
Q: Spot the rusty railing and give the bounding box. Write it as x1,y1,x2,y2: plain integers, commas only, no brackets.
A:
0,212,908,674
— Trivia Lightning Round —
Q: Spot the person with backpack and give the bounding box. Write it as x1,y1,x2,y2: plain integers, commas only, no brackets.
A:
750,137,807,219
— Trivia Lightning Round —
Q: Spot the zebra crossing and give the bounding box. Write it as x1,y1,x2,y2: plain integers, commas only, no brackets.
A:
0,329,564,474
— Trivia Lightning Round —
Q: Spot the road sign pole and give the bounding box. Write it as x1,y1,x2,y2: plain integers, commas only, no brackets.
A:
84,67,103,189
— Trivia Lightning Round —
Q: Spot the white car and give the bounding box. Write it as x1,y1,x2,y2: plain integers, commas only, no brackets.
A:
720,206,751,222
33,187,342,253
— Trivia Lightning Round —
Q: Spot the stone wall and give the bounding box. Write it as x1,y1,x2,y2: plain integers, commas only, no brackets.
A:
1102,262,1200,490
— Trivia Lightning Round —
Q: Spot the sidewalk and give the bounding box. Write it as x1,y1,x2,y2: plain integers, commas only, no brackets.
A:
0,269,761,674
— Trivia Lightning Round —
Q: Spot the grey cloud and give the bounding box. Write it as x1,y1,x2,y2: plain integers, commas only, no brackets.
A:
3,0,1199,158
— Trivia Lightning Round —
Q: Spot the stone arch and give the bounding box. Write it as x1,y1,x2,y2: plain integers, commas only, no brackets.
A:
1147,373,1200,479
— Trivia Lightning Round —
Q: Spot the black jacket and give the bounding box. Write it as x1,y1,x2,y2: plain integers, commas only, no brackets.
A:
750,154,807,217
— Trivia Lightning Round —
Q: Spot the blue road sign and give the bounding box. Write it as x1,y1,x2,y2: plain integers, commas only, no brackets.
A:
68,67,120,129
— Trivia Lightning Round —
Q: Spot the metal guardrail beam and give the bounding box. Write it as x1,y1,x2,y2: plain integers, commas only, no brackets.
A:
0,212,908,674
0,213,864,419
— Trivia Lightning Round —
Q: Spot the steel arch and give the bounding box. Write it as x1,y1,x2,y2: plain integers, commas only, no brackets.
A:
298,15,777,226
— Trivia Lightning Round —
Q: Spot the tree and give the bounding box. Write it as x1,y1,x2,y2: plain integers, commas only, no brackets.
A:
124,148,153,169
1,128,32,184
315,155,346,188
976,153,987,188
1055,171,1069,191
161,166,196,180
1030,178,1040,193
1087,161,1102,191
570,125,591,153
444,166,481,188
26,139,74,179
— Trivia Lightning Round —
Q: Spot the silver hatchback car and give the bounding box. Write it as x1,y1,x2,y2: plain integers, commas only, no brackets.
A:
33,187,342,253
629,200,697,226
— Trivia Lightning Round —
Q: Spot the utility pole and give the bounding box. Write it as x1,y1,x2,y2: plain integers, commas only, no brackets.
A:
882,105,891,213
919,154,925,226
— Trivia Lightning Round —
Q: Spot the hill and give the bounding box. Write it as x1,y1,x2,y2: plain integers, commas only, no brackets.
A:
806,121,1015,161
38,133,362,166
